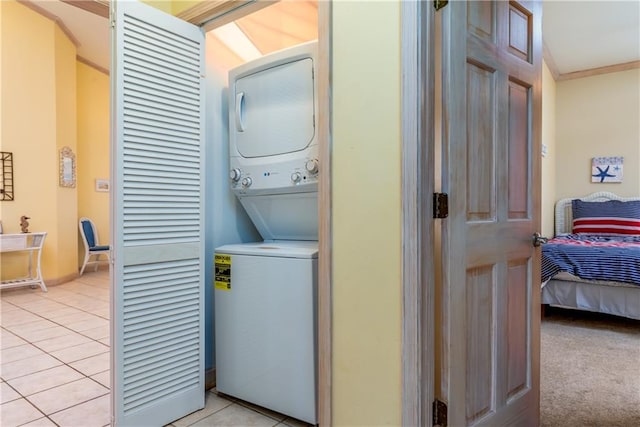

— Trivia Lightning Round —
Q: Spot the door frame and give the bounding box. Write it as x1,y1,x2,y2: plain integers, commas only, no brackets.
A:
401,1,435,426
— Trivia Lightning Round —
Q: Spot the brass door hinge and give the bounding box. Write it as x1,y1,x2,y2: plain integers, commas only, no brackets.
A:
433,398,448,427
433,193,449,219
434,0,449,11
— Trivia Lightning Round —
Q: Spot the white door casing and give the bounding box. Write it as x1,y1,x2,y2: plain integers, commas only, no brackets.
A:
438,1,542,426
111,1,205,425
401,1,436,426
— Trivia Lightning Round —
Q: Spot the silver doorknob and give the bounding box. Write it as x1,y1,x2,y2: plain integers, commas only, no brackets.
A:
532,232,548,247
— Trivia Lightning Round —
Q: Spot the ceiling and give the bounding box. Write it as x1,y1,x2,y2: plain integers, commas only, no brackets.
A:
20,0,640,78
543,1,640,75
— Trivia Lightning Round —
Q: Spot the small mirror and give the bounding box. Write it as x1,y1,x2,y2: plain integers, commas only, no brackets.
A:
59,146,76,188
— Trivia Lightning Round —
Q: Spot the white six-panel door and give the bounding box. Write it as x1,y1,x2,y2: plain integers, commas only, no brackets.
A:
111,1,205,425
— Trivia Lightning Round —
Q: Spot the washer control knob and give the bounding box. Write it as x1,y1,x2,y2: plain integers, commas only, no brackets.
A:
241,177,252,188
229,168,242,182
305,159,319,174
291,172,302,183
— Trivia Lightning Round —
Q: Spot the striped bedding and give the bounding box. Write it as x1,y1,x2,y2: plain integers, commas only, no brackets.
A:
541,234,640,286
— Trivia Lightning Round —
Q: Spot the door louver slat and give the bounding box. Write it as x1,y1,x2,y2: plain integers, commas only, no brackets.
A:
123,24,200,61
124,99,200,124
124,157,199,171
122,121,199,140
124,109,200,130
124,139,199,155
123,48,197,81
124,77,199,103
124,88,199,113
124,335,198,363
125,359,199,391
123,190,199,198
126,51,202,82
123,373,199,413
124,129,201,146
123,16,199,55
122,37,198,75
124,64,199,93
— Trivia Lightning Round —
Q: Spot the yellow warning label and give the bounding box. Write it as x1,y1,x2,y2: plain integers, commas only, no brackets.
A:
214,254,231,291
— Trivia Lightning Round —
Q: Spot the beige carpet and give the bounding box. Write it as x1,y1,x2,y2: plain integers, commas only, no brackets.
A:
541,307,640,427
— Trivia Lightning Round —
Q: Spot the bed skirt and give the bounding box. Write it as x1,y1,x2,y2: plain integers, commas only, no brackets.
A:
542,278,640,320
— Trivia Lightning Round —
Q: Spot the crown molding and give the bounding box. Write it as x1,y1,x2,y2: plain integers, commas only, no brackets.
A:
542,40,639,82
17,0,80,47
556,60,640,81
77,55,109,76
60,0,109,19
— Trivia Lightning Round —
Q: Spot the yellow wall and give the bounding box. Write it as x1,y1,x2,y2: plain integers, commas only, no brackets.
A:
541,61,557,237
54,24,79,279
555,68,640,200
332,1,402,425
0,0,77,282
76,61,110,265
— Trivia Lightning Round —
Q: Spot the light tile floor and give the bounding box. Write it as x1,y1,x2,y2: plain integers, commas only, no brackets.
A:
1,271,312,427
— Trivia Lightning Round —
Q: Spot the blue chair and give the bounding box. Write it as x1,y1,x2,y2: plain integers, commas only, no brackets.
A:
79,217,110,275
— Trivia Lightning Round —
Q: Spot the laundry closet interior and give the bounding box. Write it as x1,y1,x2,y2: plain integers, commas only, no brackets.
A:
192,1,320,424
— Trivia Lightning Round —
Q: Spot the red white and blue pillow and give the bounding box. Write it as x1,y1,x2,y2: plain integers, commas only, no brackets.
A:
572,199,640,235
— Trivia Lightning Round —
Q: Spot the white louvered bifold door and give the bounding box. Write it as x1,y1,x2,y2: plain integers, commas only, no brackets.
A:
111,1,205,425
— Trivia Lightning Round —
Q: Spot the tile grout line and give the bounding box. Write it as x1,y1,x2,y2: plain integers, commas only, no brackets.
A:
2,273,112,426
1,379,51,426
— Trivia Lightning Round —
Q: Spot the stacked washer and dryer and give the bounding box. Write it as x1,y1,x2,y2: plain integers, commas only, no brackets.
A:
214,41,319,425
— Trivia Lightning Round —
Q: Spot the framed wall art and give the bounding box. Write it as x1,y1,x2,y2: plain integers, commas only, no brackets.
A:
591,156,623,183
95,179,110,192
59,146,76,188
1,151,14,200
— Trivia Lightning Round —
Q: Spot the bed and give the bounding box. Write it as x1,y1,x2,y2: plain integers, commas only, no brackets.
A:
541,191,640,320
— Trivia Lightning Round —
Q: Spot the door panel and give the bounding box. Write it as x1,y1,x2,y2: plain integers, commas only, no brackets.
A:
466,62,496,222
465,265,494,423
111,1,205,425
507,260,529,399
508,81,531,219
439,1,541,425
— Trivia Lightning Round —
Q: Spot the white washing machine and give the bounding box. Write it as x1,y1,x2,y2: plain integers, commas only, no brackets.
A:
214,241,317,424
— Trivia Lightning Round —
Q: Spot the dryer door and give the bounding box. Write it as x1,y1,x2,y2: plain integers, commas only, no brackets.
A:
233,58,315,158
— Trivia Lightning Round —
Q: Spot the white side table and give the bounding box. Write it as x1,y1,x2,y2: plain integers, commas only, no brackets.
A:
0,232,47,292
